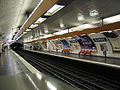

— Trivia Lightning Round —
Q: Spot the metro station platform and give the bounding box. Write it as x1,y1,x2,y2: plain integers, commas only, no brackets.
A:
0,50,80,90
12,49,120,90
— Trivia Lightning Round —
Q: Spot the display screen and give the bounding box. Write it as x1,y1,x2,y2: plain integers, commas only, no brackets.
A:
60,39,71,48
74,35,96,49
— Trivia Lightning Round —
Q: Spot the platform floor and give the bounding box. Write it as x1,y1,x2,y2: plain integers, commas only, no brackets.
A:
0,50,80,90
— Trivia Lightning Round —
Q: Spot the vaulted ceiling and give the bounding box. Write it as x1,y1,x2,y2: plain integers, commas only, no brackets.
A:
0,0,120,42
0,0,41,40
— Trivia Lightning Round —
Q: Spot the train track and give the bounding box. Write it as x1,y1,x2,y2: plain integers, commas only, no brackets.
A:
15,50,120,90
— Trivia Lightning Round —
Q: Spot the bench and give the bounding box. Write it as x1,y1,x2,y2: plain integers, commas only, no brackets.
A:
79,50,93,56
62,49,71,54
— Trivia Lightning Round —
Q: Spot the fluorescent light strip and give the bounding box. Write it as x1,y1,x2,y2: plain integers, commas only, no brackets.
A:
23,32,27,34
53,29,68,35
21,0,43,29
71,24,96,31
40,34,53,38
44,4,64,16
108,31,112,33
35,17,47,24
104,14,120,24
29,24,38,28
26,29,31,32
15,0,44,40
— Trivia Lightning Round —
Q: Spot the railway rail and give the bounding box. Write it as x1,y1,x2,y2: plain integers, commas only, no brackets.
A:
15,50,120,90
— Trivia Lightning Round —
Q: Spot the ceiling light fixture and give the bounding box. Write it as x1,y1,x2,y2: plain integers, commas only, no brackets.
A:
23,32,27,34
44,4,64,16
42,34,53,38
26,29,31,32
43,25,49,33
108,31,112,33
53,29,69,35
29,24,38,29
35,17,47,24
21,33,24,36
71,24,96,31
104,14,120,24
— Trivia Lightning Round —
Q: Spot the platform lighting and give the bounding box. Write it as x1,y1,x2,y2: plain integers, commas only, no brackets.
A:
23,32,27,34
21,34,24,36
26,29,31,32
108,31,112,33
18,36,21,39
104,14,120,24
29,24,38,28
89,33,96,35
44,25,49,34
71,24,96,31
44,4,64,16
35,17,47,24
42,34,53,38
53,29,69,35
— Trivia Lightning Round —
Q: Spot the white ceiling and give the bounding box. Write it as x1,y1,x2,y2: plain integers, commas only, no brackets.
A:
34,0,120,35
0,0,41,41
1,0,120,42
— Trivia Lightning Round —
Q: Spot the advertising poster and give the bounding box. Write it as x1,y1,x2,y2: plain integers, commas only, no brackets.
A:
52,40,59,48
103,30,120,52
60,39,71,48
74,35,96,50
69,39,80,50
41,41,47,49
52,40,63,49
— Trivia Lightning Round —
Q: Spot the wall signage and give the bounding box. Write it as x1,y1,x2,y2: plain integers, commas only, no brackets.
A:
93,38,107,42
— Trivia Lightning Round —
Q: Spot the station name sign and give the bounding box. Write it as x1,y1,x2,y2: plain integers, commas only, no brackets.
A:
93,38,107,42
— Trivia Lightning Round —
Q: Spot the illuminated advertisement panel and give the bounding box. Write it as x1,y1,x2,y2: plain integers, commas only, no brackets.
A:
52,40,59,48
41,41,47,49
52,40,63,49
74,35,96,50
60,39,71,48
69,39,80,50
103,30,120,52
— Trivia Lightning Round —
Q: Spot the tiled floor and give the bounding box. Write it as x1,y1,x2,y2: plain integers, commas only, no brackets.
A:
0,50,80,90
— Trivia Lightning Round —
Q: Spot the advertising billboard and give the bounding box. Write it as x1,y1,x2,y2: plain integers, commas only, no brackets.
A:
103,30,120,52
74,35,96,50
60,39,71,48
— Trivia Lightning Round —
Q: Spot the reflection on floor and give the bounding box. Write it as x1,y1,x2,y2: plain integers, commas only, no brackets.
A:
0,50,80,90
